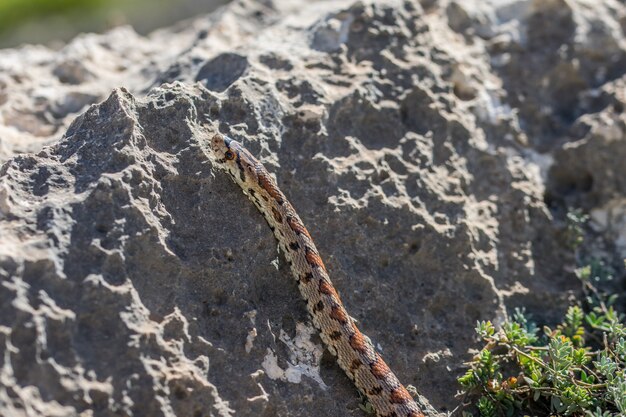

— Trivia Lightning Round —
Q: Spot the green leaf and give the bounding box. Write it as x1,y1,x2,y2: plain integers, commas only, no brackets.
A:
477,397,497,417
475,320,495,339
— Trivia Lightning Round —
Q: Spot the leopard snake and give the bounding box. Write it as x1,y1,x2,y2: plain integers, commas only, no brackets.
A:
210,133,425,417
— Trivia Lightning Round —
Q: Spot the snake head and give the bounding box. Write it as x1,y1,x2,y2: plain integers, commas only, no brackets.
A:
210,133,285,205
210,133,237,162
210,133,260,185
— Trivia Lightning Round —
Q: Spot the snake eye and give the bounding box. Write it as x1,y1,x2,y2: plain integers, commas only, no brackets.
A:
224,150,235,160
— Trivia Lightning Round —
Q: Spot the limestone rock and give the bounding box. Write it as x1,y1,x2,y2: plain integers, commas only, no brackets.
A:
1,0,625,416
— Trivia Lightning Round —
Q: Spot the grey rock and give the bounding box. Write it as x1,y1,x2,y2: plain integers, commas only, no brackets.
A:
1,0,625,416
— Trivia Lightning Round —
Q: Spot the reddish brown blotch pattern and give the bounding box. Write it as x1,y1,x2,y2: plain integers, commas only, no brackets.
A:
305,247,326,270
371,354,392,379
319,279,339,299
349,326,369,353
257,170,284,204
389,386,413,404
287,215,312,239
330,306,349,324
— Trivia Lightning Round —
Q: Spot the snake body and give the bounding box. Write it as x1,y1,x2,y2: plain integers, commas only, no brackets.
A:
210,134,424,417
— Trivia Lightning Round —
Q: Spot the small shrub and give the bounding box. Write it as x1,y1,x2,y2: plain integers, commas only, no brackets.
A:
458,211,624,416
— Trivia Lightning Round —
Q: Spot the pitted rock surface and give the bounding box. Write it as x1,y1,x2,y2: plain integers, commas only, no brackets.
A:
1,0,625,416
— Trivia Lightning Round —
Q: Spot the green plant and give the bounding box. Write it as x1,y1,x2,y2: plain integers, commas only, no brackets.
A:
458,211,625,416
565,209,589,250
459,304,626,416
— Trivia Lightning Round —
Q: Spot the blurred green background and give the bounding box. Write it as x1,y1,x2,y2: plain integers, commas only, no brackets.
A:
0,0,230,49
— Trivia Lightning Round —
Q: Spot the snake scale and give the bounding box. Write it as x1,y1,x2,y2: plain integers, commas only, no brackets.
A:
210,134,425,417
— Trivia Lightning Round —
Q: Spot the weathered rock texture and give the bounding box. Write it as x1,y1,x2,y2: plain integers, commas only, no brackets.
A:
1,0,625,416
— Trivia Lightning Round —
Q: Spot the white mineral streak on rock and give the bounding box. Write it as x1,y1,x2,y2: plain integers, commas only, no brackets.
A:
262,323,327,390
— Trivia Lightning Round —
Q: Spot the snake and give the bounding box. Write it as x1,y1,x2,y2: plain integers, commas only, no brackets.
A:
210,133,425,417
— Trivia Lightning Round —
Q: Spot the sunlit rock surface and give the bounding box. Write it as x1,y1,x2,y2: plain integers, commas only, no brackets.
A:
1,0,625,415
